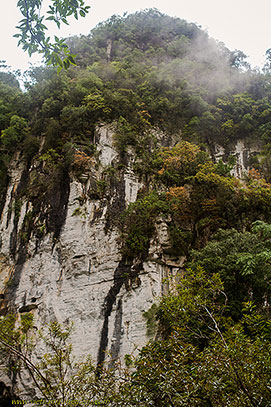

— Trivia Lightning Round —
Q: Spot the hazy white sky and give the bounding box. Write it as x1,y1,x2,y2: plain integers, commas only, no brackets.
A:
1,0,271,71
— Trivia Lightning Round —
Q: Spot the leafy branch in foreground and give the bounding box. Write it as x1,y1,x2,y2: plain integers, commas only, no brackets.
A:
15,0,90,69
0,317,121,406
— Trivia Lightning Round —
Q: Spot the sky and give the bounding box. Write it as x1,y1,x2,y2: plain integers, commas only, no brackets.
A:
1,0,271,72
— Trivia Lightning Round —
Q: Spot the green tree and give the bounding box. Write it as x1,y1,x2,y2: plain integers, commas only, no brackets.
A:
188,221,271,319
1,115,29,152
15,0,90,69
125,268,271,406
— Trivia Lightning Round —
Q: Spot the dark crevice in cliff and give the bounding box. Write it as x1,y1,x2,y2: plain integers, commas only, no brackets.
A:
96,258,143,372
45,169,70,241
104,171,126,232
9,166,30,257
4,248,27,314
109,298,123,369
0,175,9,222
96,258,130,370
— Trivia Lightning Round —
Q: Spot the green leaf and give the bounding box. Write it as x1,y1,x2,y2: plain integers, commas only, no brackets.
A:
57,65,63,73
45,16,56,21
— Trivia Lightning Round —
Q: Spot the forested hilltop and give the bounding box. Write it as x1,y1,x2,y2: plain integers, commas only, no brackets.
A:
1,9,271,406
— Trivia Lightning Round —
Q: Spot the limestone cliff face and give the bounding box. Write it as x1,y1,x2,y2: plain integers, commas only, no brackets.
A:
0,126,258,397
211,138,260,178
0,126,184,381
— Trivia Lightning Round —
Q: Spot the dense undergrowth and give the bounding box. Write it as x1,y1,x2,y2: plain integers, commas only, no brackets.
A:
1,9,271,405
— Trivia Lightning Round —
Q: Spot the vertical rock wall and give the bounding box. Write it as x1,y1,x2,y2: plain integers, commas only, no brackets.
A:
0,126,175,379
212,139,260,177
